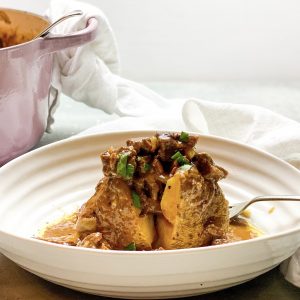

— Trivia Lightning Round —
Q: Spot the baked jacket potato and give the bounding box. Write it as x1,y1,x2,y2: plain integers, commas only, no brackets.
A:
74,132,229,250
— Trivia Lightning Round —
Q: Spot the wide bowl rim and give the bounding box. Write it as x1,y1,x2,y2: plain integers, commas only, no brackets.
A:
0,129,300,256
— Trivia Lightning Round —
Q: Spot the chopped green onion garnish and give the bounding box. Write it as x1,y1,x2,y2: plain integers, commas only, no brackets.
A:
143,163,151,172
117,152,129,177
177,156,190,165
117,152,136,179
171,151,190,166
124,242,136,251
179,131,189,143
126,163,135,179
171,151,182,160
131,191,141,209
179,164,192,171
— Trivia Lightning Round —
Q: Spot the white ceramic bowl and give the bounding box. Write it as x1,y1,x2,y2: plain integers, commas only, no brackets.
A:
0,131,300,299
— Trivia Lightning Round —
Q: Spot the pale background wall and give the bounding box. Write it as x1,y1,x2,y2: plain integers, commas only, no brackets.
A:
2,0,300,81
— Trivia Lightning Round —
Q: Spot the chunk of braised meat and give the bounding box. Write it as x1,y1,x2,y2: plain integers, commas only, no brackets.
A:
127,136,158,153
133,175,163,215
170,132,198,148
152,157,165,174
101,146,137,178
100,147,118,176
133,157,166,215
156,133,180,162
192,153,228,181
156,133,198,162
127,133,198,162
136,155,152,175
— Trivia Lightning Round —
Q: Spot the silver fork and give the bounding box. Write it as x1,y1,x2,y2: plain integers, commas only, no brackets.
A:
229,195,300,219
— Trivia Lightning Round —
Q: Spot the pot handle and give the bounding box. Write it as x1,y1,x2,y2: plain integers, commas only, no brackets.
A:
38,17,98,55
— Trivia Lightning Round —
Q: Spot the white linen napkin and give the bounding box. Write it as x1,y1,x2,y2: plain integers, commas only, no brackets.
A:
46,0,169,131
81,99,300,169
47,0,300,287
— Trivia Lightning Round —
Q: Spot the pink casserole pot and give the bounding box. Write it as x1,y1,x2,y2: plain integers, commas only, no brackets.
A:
0,9,98,165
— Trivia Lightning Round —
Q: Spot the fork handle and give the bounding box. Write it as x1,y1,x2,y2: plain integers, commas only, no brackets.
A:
247,195,300,210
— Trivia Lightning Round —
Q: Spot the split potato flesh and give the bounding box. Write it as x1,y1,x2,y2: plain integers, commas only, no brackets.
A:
77,167,228,250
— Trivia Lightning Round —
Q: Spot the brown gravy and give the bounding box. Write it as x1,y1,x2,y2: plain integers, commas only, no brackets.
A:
38,212,262,248
38,213,80,246
228,218,262,241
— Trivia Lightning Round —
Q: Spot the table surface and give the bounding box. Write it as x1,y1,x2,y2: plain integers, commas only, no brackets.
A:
1,81,300,299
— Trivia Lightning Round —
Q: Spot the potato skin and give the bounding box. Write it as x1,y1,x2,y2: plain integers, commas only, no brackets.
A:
77,177,155,250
